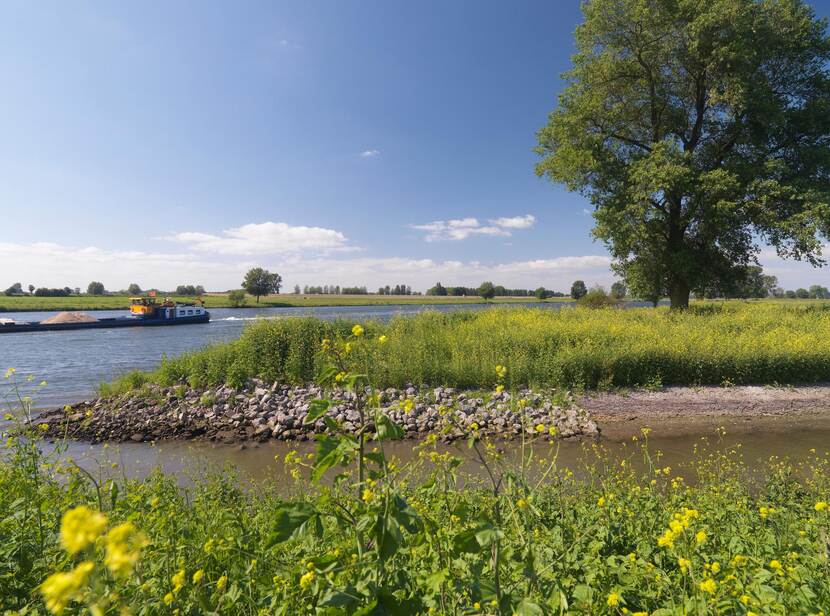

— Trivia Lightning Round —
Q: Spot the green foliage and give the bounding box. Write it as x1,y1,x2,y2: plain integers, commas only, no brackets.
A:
4,282,22,296
3,373,830,614
126,283,142,295
577,286,619,309
610,281,626,300
227,289,246,307
242,268,282,303
86,281,105,296
570,280,587,300
107,303,830,394
536,0,830,308
478,281,496,300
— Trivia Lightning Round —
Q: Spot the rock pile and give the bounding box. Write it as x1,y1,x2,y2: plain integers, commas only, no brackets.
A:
36,380,600,444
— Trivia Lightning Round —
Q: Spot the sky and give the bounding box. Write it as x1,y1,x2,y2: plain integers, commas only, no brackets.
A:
1,0,829,293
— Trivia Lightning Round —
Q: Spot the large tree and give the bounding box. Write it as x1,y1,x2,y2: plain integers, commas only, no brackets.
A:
242,268,281,303
536,0,830,308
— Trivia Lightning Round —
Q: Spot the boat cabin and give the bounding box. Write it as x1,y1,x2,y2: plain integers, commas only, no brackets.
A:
130,297,206,320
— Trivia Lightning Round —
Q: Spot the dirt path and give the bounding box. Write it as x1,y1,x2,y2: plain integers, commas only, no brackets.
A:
580,384,830,423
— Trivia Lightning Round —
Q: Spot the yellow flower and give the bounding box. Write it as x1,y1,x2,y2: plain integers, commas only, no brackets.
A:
299,570,315,589
769,559,782,571
344,342,353,354
171,569,185,593
548,426,557,436
815,501,828,512
351,324,364,337
216,575,228,592
60,506,108,555
597,496,606,507
677,557,691,573
740,594,750,605
403,399,414,413
710,561,720,574
335,371,346,382
470,422,479,431
378,335,388,344
473,602,481,610
495,364,507,379
517,498,527,510
607,592,620,607
535,424,545,433
4,367,15,379
699,578,717,594
695,530,707,545
192,569,205,584
41,561,94,614
163,593,174,606
38,423,49,431
104,522,147,578
362,488,375,503
495,384,504,393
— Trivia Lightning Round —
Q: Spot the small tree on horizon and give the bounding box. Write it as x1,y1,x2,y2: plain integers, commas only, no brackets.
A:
127,283,142,295
478,281,496,300
242,268,282,303
570,280,587,300
27,284,34,294
534,286,548,300
87,281,105,296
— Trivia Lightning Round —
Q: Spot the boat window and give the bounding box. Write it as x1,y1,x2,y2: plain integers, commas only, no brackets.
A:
188,310,193,315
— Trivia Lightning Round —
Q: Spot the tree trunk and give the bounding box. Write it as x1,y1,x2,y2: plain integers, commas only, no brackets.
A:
669,280,690,309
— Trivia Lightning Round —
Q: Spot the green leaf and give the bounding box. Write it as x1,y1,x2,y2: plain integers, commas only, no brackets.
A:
514,599,544,616
303,398,331,424
375,413,404,440
311,433,358,482
266,502,317,546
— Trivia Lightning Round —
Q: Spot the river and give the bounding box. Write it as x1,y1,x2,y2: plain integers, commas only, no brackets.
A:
3,300,826,485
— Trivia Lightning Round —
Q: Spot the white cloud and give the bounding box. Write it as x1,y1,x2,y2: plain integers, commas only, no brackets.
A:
360,149,380,158
488,214,536,229
0,241,614,293
165,221,352,256
410,214,535,241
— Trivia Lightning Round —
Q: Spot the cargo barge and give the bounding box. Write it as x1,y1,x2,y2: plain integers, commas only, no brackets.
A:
0,297,210,334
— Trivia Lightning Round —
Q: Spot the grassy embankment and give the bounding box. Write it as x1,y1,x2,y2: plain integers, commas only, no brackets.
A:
106,302,830,396
3,381,829,614
0,294,563,313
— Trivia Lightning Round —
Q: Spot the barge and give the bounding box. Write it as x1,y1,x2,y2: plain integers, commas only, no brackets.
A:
0,297,210,334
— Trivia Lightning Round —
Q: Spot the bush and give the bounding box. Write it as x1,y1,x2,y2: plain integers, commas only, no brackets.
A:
576,287,619,309
106,303,830,394
227,290,246,307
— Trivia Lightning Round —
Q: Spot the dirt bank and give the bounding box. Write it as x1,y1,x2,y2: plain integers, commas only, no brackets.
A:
581,384,830,423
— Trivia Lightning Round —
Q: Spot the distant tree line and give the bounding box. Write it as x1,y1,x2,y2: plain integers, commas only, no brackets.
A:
427,282,563,298
174,284,206,296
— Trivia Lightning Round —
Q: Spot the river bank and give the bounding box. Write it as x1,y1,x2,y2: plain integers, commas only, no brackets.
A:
33,381,830,446
34,381,599,444
0,293,566,312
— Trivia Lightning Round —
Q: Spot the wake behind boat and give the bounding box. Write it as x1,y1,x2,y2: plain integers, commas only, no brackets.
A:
0,296,210,334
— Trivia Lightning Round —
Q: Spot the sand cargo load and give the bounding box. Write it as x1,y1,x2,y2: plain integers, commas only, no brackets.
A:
0,297,210,334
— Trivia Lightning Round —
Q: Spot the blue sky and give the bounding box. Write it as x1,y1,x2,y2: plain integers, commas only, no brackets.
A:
1,0,828,292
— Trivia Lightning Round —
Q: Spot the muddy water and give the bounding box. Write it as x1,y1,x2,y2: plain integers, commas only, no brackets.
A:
38,413,830,490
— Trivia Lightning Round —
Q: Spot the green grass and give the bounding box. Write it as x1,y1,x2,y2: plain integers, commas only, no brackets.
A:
104,302,830,395
0,293,564,312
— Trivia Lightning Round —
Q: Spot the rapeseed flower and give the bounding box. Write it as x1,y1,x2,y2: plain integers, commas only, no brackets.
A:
699,578,717,594
104,522,147,578
815,501,828,511
60,506,108,555
217,575,228,592
378,335,388,344
695,530,707,545
192,569,205,584
299,570,315,589
41,561,94,614
351,324,364,337
607,592,620,607
171,569,185,593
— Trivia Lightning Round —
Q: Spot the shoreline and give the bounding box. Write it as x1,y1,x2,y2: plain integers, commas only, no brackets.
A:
31,382,830,446
0,295,572,314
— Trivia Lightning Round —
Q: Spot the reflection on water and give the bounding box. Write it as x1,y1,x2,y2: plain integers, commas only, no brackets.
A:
36,414,830,491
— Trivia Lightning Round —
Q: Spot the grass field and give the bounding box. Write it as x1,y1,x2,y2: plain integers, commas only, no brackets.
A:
0,293,564,312
105,302,830,395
